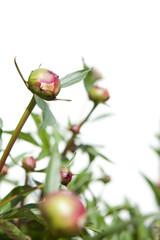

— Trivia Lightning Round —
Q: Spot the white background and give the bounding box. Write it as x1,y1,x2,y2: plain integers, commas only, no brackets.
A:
0,0,160,214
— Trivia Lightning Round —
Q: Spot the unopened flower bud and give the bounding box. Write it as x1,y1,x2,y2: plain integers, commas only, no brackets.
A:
0,164,8,176
40,190,86,237
60,168,73,186
89,85,110,103
70,125,80,134
22,157,36,171
101,175,111,184
28,68,61,100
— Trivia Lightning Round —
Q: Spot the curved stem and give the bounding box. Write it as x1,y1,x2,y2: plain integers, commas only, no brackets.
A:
62,103,98,157
0,96,36,172
79,103,98,127
14,57,28,88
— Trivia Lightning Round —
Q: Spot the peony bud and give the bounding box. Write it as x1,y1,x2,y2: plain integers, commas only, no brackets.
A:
89,85,110,103
22,157,36,171
60,168,73,186
28,68,61,100
0,164,8,176
40,190,86,237
70,124,80,134
101,175,111,184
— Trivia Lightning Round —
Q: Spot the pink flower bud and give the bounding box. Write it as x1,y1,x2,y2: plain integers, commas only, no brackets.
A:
40,190,87,237
70,125,80,134
22,157,36,171
0,164,8,176
28,68,61,100
60,168,73,186
89,85,110,103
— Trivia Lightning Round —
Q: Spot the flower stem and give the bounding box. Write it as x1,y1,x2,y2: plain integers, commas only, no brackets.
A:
0,96,36,172
62,103,98,157
79,103,98,127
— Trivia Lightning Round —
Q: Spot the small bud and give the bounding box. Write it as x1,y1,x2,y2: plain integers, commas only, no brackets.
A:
101,175,111,184
60,168,73,186
40,190,86,237
0,164,8,176
89,85,110,103
22,157,36,171
28,68,61,100
70,125,80,134
93,69,102,80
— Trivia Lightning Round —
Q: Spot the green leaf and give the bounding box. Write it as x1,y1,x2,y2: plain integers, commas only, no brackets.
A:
80,144,112,163
141,173,160,206
37,147,50,160
44,144,61,194
82,60,97,92
91,215,153,240
1,204,44,225
10,152,27,167
0,220,26,240
0,118,3,128
85,223,102,233
31,113,50,149
90,113,113,122
60,69,91,88
34,95,56,129
3,131,40,147
65,152,77,168
0,185,32,215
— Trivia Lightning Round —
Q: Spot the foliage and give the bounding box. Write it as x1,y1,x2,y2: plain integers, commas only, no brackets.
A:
0,60,159,240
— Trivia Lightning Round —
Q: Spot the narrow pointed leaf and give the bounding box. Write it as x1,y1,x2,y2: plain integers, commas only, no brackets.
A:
0,220,26,240
44,144,61,194
3,130,40,147
1,204,44,225
31,113,50,149
60,69,91,88
141,173,160,206
0,185,32,214
34,95,56,129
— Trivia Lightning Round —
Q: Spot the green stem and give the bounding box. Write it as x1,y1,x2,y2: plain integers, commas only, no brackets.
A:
0,96,36,172
14,57,28,88
79,103,98,127
62,103,98,157
0,184,44,208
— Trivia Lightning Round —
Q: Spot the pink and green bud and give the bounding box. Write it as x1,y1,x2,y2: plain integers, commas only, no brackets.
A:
101,175,111,184
70,124,80,134
22,157,36,171
40,190,87,237
0,164,8,176
60,168,73,186
28,68,61,101
89,85,110,103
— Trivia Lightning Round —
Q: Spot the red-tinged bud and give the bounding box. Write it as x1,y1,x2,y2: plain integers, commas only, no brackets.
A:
28,68,61,101
60,168,73,186
70,125,80,134
89,85,110,103
101,175,111,184
0,164,8,176
40,190,87,237
22,157,36,171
